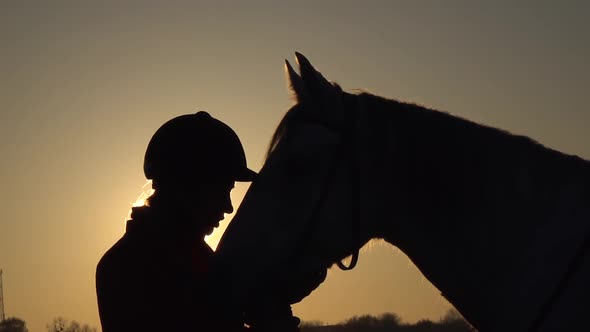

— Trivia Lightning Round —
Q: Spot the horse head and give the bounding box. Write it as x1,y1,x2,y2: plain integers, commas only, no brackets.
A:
215,53,375,310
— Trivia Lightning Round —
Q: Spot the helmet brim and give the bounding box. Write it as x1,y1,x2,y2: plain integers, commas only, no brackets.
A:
235,168,257,182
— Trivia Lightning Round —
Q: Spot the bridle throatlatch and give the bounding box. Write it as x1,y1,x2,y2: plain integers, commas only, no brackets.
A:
335,129,361,270
336,253,359,271
334,98,363,271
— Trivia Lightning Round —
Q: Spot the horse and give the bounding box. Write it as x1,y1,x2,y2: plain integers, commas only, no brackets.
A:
214,53,590,332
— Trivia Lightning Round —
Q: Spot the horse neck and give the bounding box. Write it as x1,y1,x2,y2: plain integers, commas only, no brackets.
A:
355,93,590,331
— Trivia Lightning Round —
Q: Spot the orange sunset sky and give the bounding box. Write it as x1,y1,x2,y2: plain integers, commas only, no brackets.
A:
1,1,589,331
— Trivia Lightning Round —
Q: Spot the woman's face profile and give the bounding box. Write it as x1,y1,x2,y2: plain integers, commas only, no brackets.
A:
181,177,235,238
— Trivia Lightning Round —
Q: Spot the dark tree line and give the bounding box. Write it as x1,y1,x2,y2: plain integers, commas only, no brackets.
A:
0,317,97,332
46,317,96,332
300,309,476,332
0,318,28,332
1,310,471,332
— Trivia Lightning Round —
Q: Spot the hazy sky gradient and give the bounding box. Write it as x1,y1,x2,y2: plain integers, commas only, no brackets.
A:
1,1,588,331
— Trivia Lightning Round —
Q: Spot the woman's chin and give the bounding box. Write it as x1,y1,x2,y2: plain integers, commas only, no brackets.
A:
204,225,217,236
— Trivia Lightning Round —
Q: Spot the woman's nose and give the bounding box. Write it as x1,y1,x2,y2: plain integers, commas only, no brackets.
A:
224,196,234,214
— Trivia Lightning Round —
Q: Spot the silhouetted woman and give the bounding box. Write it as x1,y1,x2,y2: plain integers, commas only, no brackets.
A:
96,112,257,332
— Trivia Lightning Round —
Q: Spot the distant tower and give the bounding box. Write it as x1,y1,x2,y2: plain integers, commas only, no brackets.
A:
0,269,5,321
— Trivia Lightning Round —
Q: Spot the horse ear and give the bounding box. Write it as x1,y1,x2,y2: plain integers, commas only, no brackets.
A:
294,52,338,101
285,60,308,102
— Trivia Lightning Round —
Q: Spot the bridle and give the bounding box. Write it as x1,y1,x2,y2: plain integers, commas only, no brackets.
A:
335,107,362,271
288,98,363,272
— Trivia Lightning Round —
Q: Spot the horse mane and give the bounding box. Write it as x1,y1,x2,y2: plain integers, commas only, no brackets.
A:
267,89,581,170
356,91,549,152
